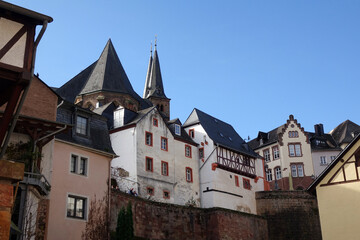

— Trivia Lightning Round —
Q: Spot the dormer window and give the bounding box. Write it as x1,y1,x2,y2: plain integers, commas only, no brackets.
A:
76,116,88,135
175,124,181,135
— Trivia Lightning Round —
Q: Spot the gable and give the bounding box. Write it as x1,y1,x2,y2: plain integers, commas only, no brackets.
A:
318,138,360,187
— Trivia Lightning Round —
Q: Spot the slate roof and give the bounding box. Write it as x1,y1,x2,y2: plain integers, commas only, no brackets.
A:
143,46,168,99
248,124,341,152
329,120,360,146
55,101,115,155
112,106,196,145
183,108,257,157
248,125,284,150
56,39,150,109
307,132,341,151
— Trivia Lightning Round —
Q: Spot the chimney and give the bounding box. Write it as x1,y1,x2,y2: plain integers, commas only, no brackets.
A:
314,124,324,136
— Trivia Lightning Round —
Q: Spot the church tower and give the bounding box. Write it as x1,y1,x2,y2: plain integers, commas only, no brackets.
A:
143,40,171,119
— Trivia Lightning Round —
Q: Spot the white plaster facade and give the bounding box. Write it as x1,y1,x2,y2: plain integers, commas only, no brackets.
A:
183,113,265,214
110,107,200,206
311,150,339,177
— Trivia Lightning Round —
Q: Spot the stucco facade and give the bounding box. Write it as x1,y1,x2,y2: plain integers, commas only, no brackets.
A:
310,135,360,240
111,107,200,206
250,115,315,190
46,140,112,240
183,109,264,214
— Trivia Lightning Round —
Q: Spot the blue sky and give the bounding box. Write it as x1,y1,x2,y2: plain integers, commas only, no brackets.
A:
6,0,360,140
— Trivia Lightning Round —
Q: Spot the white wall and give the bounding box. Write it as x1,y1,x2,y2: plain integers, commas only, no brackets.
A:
110,127,138,192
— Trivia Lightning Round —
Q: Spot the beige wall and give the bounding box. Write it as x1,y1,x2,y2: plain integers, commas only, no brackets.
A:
316,140,360,240
47,140,111,240
0,17,26,68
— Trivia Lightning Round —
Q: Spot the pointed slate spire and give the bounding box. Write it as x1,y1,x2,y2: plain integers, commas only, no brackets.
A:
80,39,137,96
144,39,168,99
143,43,153,98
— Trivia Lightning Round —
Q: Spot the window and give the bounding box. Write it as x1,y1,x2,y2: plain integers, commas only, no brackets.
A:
320,156,327,165
147,187,154,196
163,190,170,199
288,131,299,138
263,149,270,162
189,129,195,138
145,157,153,172
76,116,88,135
288,143,302,157
70,155,77,173
275,167,282,180
266,169,273,182
67,195,86,219
298,165,304,177
175,124,181,135
330,156,336,162
186,167,193,182
161,137,168,151
145,132,153,146
291,165,297,177
185,145,192,158
199,147,204,159
153,118,158,127
79,157,87,175
161,161,168,176
243,178,251,190
291,163,304,177
235,175,239,187
243,156,250,166
272,146,280,160
70,154,88,176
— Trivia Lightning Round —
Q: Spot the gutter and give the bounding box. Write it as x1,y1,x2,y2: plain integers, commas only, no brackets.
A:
0,20,49,159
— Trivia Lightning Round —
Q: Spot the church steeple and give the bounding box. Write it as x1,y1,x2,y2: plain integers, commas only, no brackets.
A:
143,38,171,119
143,43,153,98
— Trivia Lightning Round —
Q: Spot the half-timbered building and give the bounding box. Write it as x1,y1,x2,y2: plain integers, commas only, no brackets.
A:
183,108,265,213
308,133,360,240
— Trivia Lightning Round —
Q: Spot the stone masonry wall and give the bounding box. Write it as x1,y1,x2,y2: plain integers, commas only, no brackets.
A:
111,190,268,240
256,191,322,240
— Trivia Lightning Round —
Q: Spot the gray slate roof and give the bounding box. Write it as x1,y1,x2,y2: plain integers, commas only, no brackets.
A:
56,39,150,109
330,120,360,146
114,106,196,145
143,47,168,99
183,108,257,157
248,125,284,150
56,101,115,155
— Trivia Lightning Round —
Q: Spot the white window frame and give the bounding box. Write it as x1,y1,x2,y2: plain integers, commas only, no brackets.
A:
289,143,302,157
275,167,282,180
266,169,273,182
161,137,168,151
273,146,280,159
320,156,327,165
76,115,88,135
291,165,297,177
175,124,181,135
264,149,271,162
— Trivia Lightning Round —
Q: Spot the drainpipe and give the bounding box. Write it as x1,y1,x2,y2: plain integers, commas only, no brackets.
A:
0,21,49,160
31,123,68,172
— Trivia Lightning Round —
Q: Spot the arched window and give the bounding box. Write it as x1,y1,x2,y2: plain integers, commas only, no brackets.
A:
160,105,164,112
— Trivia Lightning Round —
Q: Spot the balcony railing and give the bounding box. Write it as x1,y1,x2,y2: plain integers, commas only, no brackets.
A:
21,172,51,195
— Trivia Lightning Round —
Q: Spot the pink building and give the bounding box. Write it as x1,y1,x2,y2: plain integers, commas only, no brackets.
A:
46,101,115,240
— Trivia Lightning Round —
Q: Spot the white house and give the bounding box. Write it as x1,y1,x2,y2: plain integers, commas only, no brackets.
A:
183,108,265,214
110,106,200,206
